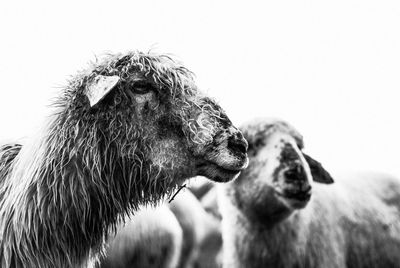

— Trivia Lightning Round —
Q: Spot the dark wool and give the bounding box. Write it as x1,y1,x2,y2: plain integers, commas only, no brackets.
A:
0,51,232,268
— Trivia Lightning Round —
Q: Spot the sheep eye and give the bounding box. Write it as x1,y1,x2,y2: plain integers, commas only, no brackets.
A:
132,82,154,94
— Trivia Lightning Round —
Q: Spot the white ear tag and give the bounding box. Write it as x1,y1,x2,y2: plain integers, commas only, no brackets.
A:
86,75,120,107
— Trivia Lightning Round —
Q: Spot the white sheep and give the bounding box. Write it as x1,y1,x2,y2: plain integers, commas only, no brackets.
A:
219,118,400,268
187,176,215,200
169,190,223,268
98,205,183,268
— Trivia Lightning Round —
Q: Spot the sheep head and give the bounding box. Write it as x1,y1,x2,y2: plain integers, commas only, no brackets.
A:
225,119,333,223
59,52,248,201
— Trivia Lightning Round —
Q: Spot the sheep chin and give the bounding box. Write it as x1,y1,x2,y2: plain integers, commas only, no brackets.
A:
196,161,243,183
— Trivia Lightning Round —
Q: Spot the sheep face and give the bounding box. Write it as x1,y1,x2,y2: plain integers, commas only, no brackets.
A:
257,131,313,209
66,52,248,190
226,119,333,223
245,129,313,212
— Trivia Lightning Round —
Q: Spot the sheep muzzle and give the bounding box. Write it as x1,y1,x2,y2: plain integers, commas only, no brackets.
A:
195,126,249,183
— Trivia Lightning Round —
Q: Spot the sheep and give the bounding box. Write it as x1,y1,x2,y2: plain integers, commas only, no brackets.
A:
98,205,183,268
169,190,223,268
0,51,249,268
218,118,400,268
187,176,215,200
201,184,222,222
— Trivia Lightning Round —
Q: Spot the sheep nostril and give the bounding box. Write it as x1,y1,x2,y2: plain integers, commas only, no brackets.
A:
285,165,306,181
228,135,248,155
304,185,312,193
285,170,298,181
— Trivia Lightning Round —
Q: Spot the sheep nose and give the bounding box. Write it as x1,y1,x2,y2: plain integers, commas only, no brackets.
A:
303,184,312,193
227,131,248,155
284,163,307,182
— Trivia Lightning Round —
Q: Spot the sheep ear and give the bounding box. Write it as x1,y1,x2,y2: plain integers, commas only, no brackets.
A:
85,75,120,107
303,153,334,184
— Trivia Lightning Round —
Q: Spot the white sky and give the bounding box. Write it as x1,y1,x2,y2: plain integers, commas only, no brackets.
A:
0,0,399,177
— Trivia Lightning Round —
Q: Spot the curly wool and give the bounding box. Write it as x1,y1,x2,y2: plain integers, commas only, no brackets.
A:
0,51,223,268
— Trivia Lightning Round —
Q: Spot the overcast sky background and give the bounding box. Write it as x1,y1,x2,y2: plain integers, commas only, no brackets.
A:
0,0,399,177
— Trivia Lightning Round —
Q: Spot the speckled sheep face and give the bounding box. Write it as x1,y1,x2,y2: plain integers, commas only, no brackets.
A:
253,130,313,210
77,52,248,186
227,120,333,223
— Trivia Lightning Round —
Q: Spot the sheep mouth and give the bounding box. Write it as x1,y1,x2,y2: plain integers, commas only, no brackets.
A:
283,190,311,202
276,189,311,207
196,161,246,182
